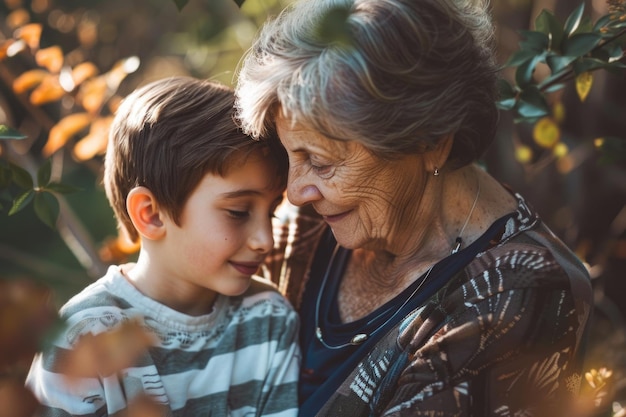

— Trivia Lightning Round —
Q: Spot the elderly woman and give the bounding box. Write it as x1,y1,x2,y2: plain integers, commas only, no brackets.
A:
235,0,593,415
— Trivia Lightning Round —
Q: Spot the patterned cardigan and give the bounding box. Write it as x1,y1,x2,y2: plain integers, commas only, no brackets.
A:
262,194,593,417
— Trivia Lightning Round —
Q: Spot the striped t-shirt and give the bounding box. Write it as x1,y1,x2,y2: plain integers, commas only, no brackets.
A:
26,265,300,417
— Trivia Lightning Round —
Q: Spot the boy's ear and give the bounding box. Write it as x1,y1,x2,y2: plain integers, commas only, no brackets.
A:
126,186,165,240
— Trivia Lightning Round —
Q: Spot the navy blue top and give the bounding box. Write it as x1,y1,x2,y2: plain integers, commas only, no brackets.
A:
298,214,513,417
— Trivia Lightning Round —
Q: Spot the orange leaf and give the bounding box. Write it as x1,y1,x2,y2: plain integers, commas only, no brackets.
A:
35,45,63,73
73,116,112,161
29,75,65,105
13,23,42,50
106,56,140,90
99,232,140,263
4,0,23,10
43,112,91,156
12,69,47,93
77,76,107,114
6,8,30,30
71,61,98,86
0,39,15,61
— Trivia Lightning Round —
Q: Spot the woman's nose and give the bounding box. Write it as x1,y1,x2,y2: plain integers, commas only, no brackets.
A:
286,170,322,207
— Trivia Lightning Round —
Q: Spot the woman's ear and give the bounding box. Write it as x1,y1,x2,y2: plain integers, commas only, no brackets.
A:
424,134,454,175
126,186,165,241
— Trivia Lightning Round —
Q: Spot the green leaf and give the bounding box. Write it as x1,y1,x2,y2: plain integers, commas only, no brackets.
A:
45,182,81,194
573,16,593,35
0,166,11,189
34,191,59,229
37,159,52,187
535,9,564,51
0,125,27,140
515,53,544,87
505,48,538,67
563,33,602,57
518,30,550,53
516,87,550,119
496,79,517,110
573,57,611,74
546,54,577,73
594,42,625,62
172,0,189,11
593,14,613,32
9,163,33,189
564,3,585,36
9,189,34,215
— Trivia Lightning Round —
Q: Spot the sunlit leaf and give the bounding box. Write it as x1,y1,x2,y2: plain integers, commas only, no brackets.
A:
9,162,33,189
29,75,65,105
575,72,593,102
34,191,58,228
73,116,112,161
515,144,533,164
44,181,81,194
13,23,42,50
106,56,140,91
71,62,98,86
564,3,585,36
0,39,16,61
36,158,51,187
8,189,34,215
43,113,91,156
553,142,569,158
553,101,566,123
99,233,141,263
533,117,560,148
0,125,26,140
35,46,63,73
12,69,47,93
77,76,107,114
6,8,30,30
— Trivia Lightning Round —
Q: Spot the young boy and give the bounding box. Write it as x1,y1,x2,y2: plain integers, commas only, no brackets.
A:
26,76,299,417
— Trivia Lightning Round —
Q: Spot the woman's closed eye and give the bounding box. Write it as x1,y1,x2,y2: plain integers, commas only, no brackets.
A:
310,158,335,179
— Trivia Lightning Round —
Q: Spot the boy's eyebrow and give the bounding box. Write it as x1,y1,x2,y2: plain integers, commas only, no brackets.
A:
221,189,284,201
221,189,263,198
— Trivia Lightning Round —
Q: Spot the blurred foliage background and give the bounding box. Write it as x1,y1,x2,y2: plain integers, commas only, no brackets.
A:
0,0,624,415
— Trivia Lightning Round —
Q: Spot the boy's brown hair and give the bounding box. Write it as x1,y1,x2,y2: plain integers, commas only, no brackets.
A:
104,76,287,242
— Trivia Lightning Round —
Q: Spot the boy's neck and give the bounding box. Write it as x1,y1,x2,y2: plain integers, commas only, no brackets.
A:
119,261,218,316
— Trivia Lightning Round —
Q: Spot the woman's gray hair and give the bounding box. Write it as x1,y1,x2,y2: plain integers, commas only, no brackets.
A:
235,0,499,167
